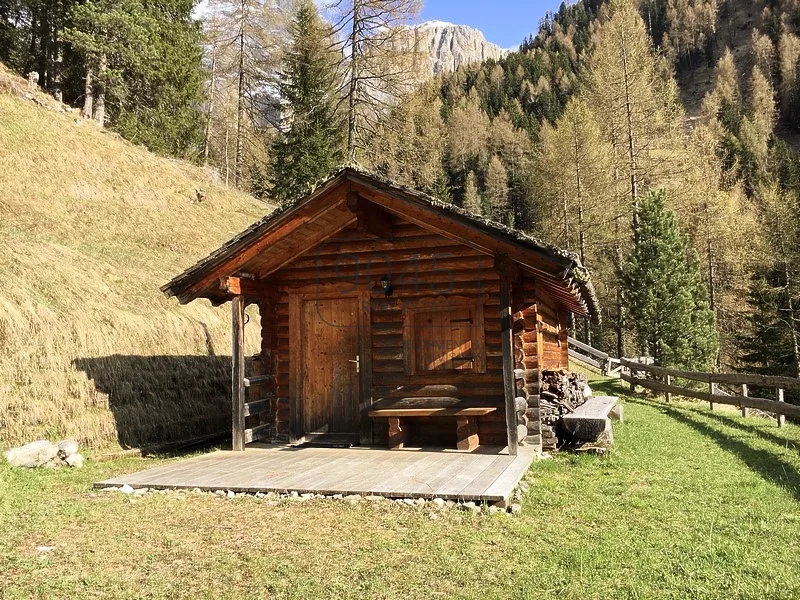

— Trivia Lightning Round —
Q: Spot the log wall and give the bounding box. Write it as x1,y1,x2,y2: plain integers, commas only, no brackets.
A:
258,219,569,450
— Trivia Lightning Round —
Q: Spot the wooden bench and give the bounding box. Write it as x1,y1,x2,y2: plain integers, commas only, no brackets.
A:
368,408,497,451
561,396,621,444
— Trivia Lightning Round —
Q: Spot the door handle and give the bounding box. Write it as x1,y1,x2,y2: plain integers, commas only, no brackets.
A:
349,355,360,373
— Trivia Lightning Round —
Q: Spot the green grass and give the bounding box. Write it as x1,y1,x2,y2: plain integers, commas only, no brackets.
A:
3,378,800,599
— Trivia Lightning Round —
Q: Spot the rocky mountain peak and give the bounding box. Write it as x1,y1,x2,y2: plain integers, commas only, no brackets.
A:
406,21,509,77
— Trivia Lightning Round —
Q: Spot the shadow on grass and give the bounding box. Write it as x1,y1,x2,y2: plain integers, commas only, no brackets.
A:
73,355,231,449
681,405,799,453
627,396,800,501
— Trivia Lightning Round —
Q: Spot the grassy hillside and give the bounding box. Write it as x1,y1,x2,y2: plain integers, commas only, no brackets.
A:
0,64,267,450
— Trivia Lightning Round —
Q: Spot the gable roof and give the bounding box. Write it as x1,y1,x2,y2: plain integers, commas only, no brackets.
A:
162,166,600,319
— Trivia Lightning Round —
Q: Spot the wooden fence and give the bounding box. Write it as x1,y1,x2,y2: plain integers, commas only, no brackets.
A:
567,337,622,376
620,358,800,427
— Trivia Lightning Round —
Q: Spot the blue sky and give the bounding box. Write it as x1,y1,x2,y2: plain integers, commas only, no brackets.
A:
419,0,562,48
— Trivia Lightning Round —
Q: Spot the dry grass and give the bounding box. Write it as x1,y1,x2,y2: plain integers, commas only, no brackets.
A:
0,65,267,450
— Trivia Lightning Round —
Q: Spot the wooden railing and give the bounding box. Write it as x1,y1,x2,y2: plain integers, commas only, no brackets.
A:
567,337,621,376
620,358,800,427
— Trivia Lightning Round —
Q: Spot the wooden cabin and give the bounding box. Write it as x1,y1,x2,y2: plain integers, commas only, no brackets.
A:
162,168,599,455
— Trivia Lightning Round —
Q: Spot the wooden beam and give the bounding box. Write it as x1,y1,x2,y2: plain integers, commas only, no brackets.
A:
220,276,272,298
231,296,246,451
500,272,519,456
347,192,394,240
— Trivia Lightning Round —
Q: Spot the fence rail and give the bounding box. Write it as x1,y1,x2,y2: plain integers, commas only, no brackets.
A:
620,358,798,426
567,337,622,376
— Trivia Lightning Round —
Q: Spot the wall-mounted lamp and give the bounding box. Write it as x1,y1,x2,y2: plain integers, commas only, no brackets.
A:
380,275,393,297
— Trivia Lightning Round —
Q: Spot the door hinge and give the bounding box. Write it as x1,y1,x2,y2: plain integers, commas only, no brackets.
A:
349,355,360,373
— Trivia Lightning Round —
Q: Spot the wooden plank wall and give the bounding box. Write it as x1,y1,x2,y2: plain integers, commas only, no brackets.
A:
266,220,509,446
259,219,570,449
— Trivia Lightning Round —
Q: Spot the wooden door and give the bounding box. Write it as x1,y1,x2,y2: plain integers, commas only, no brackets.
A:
299,295,361,436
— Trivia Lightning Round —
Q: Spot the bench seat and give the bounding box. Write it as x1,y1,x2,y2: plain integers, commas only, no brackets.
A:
369,407,497,450
562,396,621,444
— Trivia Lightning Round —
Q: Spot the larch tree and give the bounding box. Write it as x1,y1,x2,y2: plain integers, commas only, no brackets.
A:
327,0,422,162
587,0,683,235
622,189,718,368
446,96,490,188
672,124,760,363
269,0,344,205
755,185,800,378
370,83,449,198
462,171,482,215
204,0,290,189
485,155,509,223
536,97,615,345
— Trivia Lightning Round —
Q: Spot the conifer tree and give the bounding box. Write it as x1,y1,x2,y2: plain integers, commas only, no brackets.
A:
622,189,718,368
269,1,344,205
485,155,509,223
587,0,682,233
329,0,422,161
462,171,482,215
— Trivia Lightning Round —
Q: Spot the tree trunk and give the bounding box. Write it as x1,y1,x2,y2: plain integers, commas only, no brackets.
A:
346,0,360,162
81,65,93,120
235,0,246,188
779,240,800,379
619,27,640,236
203,45,217,167
93,53,107,127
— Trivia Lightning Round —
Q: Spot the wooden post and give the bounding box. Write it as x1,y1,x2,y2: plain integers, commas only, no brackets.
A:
741,384,749,418
499,273,519,456
630,367,637,393
231,296,246,451
777,388,786,428
709,381,716,411
665,374,672,403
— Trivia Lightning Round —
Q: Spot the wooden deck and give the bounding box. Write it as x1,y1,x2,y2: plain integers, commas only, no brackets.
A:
96,445,537,504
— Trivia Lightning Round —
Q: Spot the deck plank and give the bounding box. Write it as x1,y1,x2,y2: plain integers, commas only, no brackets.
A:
95,444,536,503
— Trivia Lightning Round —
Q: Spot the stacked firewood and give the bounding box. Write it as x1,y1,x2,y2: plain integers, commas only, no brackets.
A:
540,369,590,421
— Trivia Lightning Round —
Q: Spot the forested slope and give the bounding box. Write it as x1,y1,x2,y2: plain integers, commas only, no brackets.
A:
0,64,265,449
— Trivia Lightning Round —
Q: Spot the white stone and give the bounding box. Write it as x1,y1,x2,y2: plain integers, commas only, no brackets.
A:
429,513,439,520
289,491,299,498
4,440,59,468
365,495,384,502
65,453,84,468
414,498,426,506
214,489,225,496
488,506,501,514
255,492,265,499
402,498,416,506
57,440,79,458
509,503,522,514
226,490,236,499
133,487,148,496
343,494,361,503
35,545,55,553
431,497,446,508
120,484,135,495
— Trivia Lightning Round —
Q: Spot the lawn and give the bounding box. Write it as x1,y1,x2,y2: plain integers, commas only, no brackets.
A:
2,378,800,599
